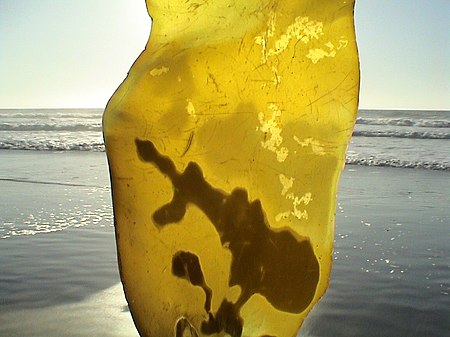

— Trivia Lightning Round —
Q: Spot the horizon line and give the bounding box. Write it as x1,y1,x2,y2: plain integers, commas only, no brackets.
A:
1,107,449,112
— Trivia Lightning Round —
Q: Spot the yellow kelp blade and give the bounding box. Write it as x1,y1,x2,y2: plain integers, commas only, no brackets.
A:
103,0,359,336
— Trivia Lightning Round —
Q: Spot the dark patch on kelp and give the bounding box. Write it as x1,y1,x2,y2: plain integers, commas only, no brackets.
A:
136,138,319,336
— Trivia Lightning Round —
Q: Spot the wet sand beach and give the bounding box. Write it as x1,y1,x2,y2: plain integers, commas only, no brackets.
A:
0,150,448,336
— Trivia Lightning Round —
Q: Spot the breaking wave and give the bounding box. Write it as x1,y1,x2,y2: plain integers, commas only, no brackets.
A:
352,129,450,140
0,140,105,152
0,123,102,132
356,117,450,128
345,156,450,172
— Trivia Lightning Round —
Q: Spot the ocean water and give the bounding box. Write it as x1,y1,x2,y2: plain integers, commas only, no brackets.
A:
0,108,449,170
0,109,449,336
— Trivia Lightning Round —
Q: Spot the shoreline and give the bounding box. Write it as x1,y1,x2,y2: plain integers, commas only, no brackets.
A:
1,148,449,172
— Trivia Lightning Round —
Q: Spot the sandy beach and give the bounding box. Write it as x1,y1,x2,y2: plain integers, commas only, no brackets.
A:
0,150,448,337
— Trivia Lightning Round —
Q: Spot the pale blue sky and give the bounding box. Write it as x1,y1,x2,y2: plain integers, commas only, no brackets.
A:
0,0,448,110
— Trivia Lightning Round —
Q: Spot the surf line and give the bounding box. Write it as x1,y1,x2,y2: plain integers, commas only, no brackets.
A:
0,177,108,189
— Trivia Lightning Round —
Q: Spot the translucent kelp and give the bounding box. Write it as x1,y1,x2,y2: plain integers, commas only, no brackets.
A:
103,1,359,336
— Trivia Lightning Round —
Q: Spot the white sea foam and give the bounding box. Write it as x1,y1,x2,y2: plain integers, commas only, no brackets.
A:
345,156,450,171
352,129,450,140
356,117,450,128
0,123,102,132
0,140,105,152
